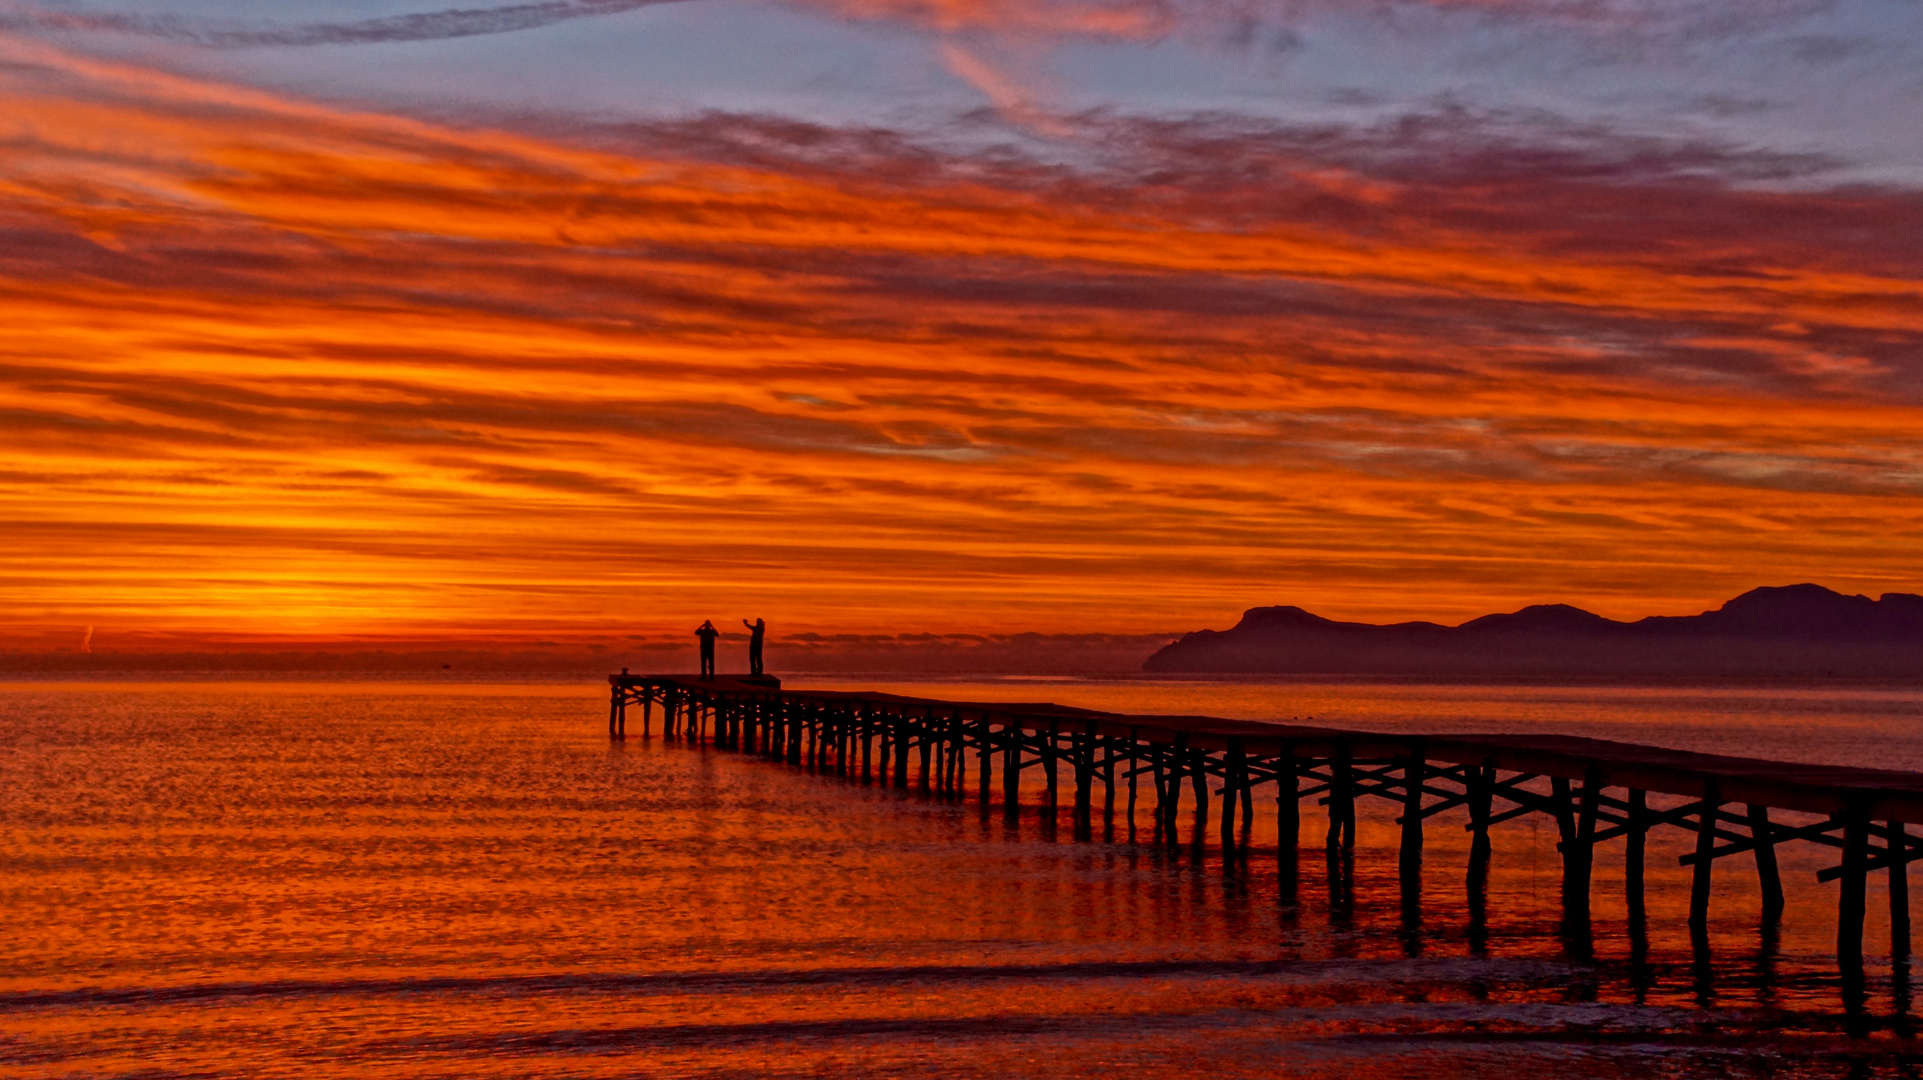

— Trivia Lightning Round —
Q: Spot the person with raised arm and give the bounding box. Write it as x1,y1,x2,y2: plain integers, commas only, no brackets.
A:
743,618,766,677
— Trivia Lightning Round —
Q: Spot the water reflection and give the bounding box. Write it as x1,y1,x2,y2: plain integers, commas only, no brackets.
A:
6,680,1923,1078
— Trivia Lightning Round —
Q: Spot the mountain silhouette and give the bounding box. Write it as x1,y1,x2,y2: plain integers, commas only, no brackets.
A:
1144,585,1923,677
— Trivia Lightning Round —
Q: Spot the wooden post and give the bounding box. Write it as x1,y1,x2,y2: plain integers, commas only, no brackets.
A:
1328,745,1354,852
894,717,909,788
918,715,933,793
1163,738,1186,837
1840,804,1869,978
1626,789,1646,918
1278,746,1299,898
1468,762,1493,875
1466,762,1492,935
1002,722,1020,814
935,716,949,794
1552,776,1578,906
1104,738,1117,840
1190,746,1209,839
1572,768,1599,923
956,715,968,797
1149,749,1165,837
1748,804,1784,923
1075,725,1094,832
1689,780,1719,930
608,689,619,738
1239,754,1253,839
1126,731,1140,840
947,714,959,795
1399,746,1424,870
979,714,992,804
1890,820,1912,963
1222,740,1244,854
642,694,652,739
1044,723,1060,812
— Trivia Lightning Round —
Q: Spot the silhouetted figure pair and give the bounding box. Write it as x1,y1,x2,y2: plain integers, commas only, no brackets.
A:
743,618,765,676
695,620,718,679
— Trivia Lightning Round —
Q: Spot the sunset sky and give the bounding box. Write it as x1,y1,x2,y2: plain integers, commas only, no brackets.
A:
4,0,1923,651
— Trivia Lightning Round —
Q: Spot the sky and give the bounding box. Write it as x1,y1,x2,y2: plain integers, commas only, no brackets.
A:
3,0,1923,653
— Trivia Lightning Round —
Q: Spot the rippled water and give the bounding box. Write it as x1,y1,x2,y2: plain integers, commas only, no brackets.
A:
7,677,1923,1077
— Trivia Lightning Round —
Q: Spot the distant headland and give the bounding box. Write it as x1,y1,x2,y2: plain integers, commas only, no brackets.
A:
1144,584,1923,678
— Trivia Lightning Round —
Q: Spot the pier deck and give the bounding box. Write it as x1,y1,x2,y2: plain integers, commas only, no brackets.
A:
609,673,1921,1017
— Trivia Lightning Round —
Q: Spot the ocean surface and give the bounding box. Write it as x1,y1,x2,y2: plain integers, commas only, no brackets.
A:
7,676,1923,1077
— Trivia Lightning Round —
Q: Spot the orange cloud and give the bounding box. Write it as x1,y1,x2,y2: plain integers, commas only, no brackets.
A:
2,37,1921,649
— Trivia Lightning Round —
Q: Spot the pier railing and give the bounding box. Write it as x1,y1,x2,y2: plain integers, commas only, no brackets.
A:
609,673,1921,1012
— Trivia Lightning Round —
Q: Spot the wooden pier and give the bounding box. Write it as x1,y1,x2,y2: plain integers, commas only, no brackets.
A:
610,673,1921,1014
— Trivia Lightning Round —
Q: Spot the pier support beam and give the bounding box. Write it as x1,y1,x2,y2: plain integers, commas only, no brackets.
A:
1103,739,1117,840
1552,778,1578,914
1278,748,1299,899
1399,747,1425,871
1044,724,1060,814
1749,804,1784,923
1240,756,1253,839
1626,789,1647,920
1690,782,1719,930
978,714,991,805
1075,726,1094,837
1327,746,1354,853
1466,762,1492,942
1573,770,1599,917
1161,739,1185,839
1221,741,1245,856
1190,746,1209,841
1840,803,1870,993
1125,736,1140,839
1467,763,1493,875
1890,820,1913,964
1002,725,1019,815
918,719,933,793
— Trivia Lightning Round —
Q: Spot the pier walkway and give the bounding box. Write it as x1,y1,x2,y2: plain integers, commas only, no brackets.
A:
609,673,1922,1015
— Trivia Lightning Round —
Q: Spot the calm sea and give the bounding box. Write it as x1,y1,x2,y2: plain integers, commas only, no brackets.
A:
7,676,1923,1077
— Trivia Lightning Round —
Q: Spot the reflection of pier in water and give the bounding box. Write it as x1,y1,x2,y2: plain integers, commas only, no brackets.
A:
609,674,1919,1025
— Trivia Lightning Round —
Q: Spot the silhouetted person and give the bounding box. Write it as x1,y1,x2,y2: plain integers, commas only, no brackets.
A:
743,618,766,676
695,620,718,679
